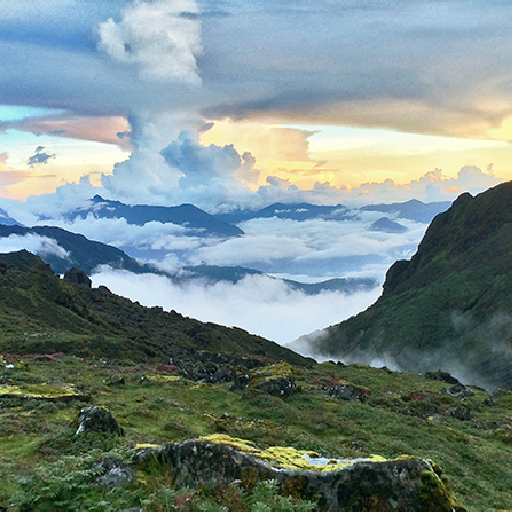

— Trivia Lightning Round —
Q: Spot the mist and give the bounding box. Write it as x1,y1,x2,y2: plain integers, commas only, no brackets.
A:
91,267,381,344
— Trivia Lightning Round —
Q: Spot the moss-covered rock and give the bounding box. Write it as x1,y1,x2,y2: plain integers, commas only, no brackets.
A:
249,363,297,397
135,435,466,511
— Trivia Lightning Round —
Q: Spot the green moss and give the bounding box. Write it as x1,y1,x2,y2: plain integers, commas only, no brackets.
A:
143,374,181,383
198,434,386,471
0,382,81,399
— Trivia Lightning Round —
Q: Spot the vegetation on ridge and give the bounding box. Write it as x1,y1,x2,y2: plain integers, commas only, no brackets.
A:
304,181,512,390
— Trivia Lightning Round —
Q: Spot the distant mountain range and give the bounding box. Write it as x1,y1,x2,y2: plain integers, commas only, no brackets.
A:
361,199,452,223
181,264,377,294
0,207,22,226
215,199,450,224
215,202,351,223
0,224,378,294
291,182,512,390
65,195,243,237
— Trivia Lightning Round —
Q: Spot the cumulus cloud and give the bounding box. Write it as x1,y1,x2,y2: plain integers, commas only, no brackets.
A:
102,126,260,208
0,234,70,260
97,0,203,84
91,267,381,344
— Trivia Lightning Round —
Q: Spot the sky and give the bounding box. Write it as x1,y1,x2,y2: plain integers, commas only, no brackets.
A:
0,1,512,346
0,0,510,207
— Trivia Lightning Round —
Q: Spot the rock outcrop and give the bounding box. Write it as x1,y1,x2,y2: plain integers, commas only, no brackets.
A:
74,406,124,436
135,435,465,511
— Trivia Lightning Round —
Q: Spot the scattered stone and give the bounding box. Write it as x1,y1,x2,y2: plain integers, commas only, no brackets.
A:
442,383,473,398
91,457,135,488
74,405,124,436
107,374,125,386
249,364,297,397
484,395,498,407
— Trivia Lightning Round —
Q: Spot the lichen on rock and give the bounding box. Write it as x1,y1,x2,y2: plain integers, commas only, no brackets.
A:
134,435,466,511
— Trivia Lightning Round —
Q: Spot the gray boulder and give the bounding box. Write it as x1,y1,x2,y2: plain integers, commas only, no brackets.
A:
75,406,124,436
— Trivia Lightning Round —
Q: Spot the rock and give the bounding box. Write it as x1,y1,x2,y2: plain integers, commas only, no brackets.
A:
91,457,135,488
484,395,498,407
425,370,461,385
328,383,371,402
135,436,465,512
74,405,124,436
63,267,92,288
442,383,473,398
452,405,472,421
249,363,297,397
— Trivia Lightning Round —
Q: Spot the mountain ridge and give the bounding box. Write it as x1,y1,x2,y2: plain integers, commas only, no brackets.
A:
0,249,312,367
293,182,512,389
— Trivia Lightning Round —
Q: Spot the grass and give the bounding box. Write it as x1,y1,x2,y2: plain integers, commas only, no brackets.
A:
0,356,511,510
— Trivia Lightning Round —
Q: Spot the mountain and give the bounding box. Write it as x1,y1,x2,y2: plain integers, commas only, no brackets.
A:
369,217,407,233
0,224,156,276
216,199,450,225
0,207,21,226
292,182,512,390
0,249,312,366
182,264,377,294
215,202,351,223
360,199,451,223
66,195,243,236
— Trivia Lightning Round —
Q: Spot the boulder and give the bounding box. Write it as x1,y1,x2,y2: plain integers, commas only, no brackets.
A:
328,383,371,402
442,383,473,399
249,363,297,397
135,435,466,511
425,371,460,385
74,405,124,436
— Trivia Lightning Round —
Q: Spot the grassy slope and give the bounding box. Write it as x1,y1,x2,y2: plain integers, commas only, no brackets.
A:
0,357,511,510
314,182,512,389
0,250,311,367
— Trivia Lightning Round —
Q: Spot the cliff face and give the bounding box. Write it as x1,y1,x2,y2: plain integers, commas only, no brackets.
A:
305,182,512,390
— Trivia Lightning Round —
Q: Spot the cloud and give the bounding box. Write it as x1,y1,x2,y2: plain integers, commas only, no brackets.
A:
0,115,132,150
28,146,56,167
91,267,381,344
97,0,203,84
102,127,260,208
2,0,512,140
0,233,70,260
351,165,504,204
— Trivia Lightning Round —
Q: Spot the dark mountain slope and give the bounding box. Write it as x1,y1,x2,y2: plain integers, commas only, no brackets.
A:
0,224,155,276
0,250,312,367
296,182,512,389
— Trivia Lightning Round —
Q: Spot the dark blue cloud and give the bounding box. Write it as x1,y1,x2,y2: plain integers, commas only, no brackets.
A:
28,146,56,167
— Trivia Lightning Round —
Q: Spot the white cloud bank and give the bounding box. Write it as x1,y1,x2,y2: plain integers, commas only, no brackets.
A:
0,234,70,260
91,268,382,344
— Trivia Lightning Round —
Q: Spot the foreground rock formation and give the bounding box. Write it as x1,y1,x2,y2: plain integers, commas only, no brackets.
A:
136,435,465,511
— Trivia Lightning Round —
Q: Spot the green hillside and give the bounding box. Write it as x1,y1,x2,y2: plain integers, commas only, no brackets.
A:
0,250,311,367
302,182,512,390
